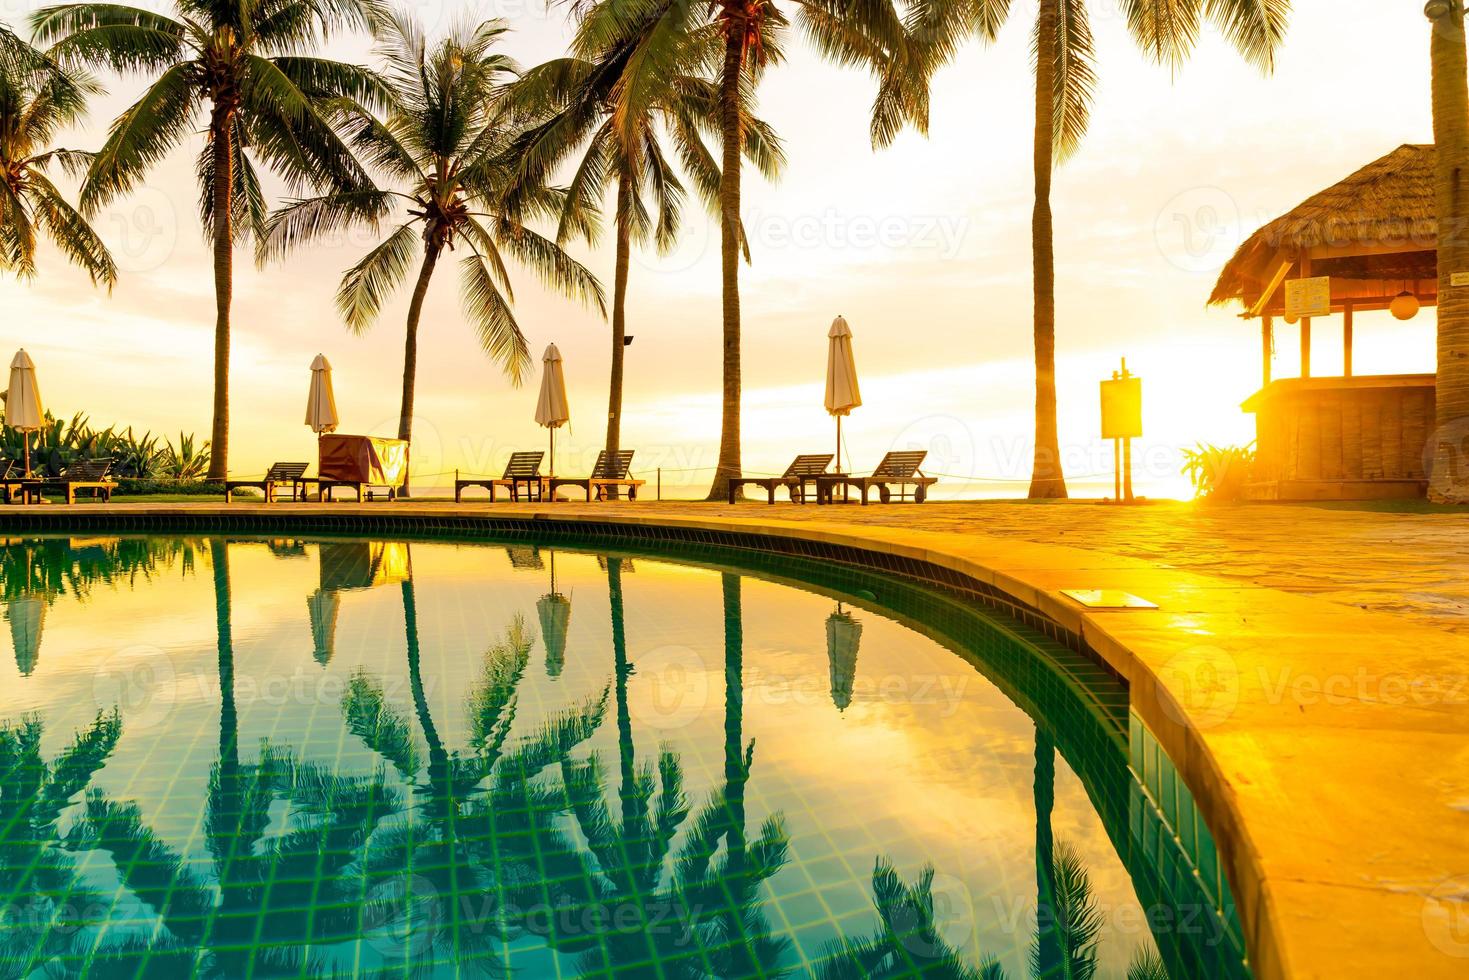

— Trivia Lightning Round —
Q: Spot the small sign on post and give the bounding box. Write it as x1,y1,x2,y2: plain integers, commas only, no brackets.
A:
1284,276,1331,319
1100,359,1142,504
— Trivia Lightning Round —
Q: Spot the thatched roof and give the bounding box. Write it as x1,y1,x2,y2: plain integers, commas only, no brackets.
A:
1210,144,1438,314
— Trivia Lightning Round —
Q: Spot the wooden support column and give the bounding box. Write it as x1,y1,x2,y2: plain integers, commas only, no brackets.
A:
1343,302,1354,377
1261,314,1274,386
1299,251,1312,378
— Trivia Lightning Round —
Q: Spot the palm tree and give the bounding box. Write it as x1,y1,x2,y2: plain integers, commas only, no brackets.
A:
552,0,919,500
509,2,784,467
263,15,606,496
1427,0,1469,503
31,0,388,481
916,0,1289,498
816,858,1006,979
0,38,114,287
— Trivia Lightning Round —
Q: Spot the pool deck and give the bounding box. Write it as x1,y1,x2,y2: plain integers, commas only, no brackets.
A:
4,497,1467,979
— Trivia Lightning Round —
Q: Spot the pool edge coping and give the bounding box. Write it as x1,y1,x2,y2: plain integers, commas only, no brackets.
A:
3,500,1466,979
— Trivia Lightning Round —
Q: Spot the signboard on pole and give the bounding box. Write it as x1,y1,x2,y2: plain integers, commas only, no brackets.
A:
1100,375,1142,440
1284,276,1331,319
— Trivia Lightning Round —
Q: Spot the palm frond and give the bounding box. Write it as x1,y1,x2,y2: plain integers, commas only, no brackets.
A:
1035,0,1095,164
1203,0,1289,72
79,61,197,213
458,252,531,383
27,171,118,287
335,220,420,330
30,4,188,72
259,188,397,263
493,222,607,316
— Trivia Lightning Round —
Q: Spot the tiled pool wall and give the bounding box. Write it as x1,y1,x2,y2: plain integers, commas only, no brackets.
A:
0,510,1252,977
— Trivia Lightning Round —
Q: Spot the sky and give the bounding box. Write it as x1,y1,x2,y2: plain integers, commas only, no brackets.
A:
0,0,1441,498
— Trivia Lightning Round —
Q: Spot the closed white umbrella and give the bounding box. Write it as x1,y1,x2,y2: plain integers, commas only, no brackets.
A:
7,596,46,676
305,354,339,437
6,349,45,476
824,317,861,472
826,604,863,712
535,344,570,477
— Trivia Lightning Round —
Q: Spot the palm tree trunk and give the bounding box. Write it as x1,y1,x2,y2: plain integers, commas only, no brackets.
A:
206,114,234,482
707,23,745,501
1033,728,1063,978
608,175,632,460
720,571,755,969
397,243,443,498
210,538,237,770
1028,0,1068,500
1430,5,1469,503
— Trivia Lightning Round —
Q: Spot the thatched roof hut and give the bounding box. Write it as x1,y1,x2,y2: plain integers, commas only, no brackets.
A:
1210,144,1438,317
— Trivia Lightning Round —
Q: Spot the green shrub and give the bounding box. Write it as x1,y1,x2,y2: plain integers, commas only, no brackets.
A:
2,411,207,481
1180,442,1256,502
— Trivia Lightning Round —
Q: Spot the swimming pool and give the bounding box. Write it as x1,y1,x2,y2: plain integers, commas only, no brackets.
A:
0,534,1247,978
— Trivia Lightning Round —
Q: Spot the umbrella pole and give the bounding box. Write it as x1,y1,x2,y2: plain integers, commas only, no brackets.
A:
836,416,842,473
23,431,30,478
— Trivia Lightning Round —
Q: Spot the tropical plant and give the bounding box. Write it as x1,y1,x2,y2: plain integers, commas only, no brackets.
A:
912,0,1289,499
509,2,784,466
159,429,211,479
1180,442,1255,503
1427,0,1469,503
340,575,611,972
816,857,1005,979
263,14,606,496
1126,944,1170,980
0,410,209,479
0,35,114,286
31,0,390,482
0,710,144,975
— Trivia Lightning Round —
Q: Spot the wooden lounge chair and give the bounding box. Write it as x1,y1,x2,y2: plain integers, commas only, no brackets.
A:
455,452,546,502
727,454,835,504
0,459,35,504
42,459,117,504
224,462,316,503
548,450,645,501
816,450,937,504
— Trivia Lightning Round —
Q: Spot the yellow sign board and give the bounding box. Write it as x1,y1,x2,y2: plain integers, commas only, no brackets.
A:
1100,376,1142,440
1284,276,1331,318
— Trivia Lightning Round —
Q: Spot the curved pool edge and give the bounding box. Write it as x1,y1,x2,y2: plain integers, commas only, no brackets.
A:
4,501,1467,979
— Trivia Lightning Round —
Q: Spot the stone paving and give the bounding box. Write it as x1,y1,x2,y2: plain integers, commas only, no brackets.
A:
599,499,1469,633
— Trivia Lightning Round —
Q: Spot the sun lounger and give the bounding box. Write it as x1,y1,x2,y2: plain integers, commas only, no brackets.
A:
727,454,835,504
455,452,546,502
815,450,937,504
548,450,644,501
42,458,117,504
0,459,36,504
224,462,317,503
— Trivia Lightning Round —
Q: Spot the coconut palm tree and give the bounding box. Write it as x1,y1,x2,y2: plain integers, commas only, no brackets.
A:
30,0,388,481
262,15,606,496
913,0,1289,498
509,3,784,467
1427,0,1469,503
0,38,114,286
565,0,919,500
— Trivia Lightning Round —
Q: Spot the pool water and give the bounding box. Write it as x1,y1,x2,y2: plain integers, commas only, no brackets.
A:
0,535,1244,979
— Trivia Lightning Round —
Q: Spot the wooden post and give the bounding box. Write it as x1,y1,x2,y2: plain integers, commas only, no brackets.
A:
1343,303,1354,377
1261,314,1274,386
1299,251,1312,378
